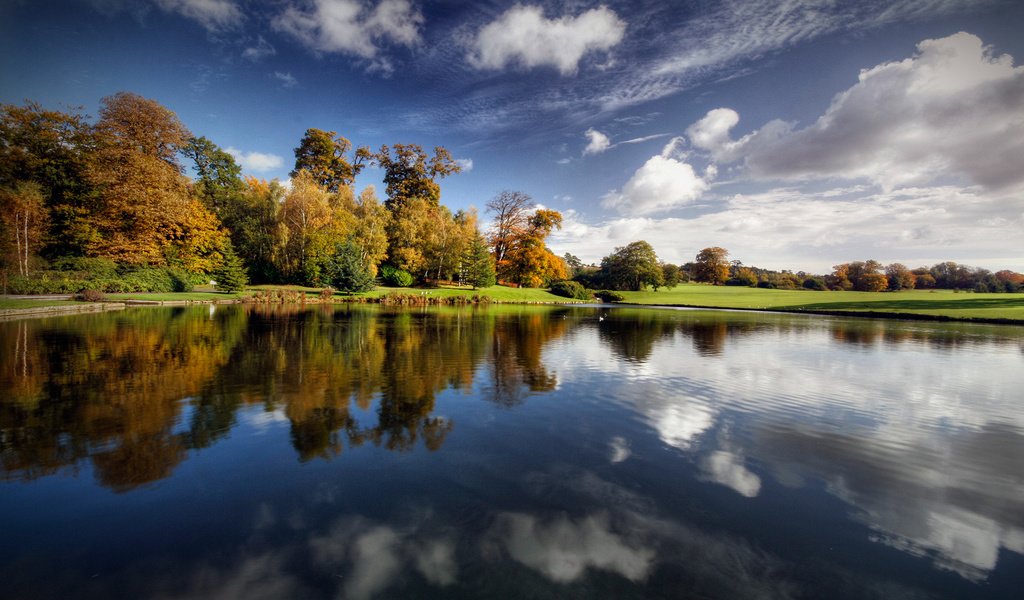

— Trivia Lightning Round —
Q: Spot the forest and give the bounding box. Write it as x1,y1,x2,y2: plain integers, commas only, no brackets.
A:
2,92,1021,297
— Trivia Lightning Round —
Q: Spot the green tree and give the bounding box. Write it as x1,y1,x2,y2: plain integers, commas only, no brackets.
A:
693,247,730,285
214,241,248,292
600,240,664,291
464,233,496,289
373,143,461,210
661,262,682,288
885,263,916,291
291,128,370,193
563,252,584,278
328,240,375,293
184,136,245,217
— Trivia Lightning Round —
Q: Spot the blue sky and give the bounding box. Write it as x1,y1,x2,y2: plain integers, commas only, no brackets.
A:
2,0,1023,272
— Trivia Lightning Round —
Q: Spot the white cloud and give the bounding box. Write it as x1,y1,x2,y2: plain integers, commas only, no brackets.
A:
701,450,761,498
226,146,285,172
698,32,1024,191
601,155,712,215
242,36,276,61
455,158,473,171
273,71,298,88
273,0,423,72
582,128,611,155
468,5,626,75
155,0,243,32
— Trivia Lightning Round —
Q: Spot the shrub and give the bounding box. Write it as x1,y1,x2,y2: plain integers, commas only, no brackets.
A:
594,290,624,302
549,280,592,300
802,277,827,291
74,289,106,302
320,287,335,301
380,264,414,287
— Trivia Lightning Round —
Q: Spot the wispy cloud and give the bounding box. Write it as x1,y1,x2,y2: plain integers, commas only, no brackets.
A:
242,35,276,61
155,0,243,32
273,71,299,88
226,146,285,172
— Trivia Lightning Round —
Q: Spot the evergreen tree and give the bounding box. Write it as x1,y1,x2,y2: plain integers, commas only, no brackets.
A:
464,234,496,289
214,242,248,293
328,240,375,293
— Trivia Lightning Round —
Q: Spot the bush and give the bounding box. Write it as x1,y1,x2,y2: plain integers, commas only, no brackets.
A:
549,280,593,300
320,287,335,301
74,289,106,302
51,256,119,277
380,264,414,287
802,277,827,291
594,290,624,302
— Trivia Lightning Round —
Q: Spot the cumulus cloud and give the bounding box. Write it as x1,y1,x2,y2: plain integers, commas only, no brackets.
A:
583,128,611,155
694,32,1024,191
273,0,423,71
226,146,284,172
601,146,713,215
701,450,762,498
155,0,243,32
468,5,626,75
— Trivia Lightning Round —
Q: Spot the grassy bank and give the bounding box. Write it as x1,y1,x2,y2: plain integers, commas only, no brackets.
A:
246,284,573,303
616,284,1024,322
0,298,82,309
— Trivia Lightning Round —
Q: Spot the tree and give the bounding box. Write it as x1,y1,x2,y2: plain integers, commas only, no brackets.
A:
464,234,496,289
600,240,664,291
327,240,375,293
373,144,461,210
348,185,391,276
291,128,370,193
486,190,532,265
184,136,244,217
693,247,730,285
231,176,286,283
885,263,916,291
0,181,48,277
214,241,247,292
278,170,336,284
500,209,567,287
86,92,193,265
661,263,682,288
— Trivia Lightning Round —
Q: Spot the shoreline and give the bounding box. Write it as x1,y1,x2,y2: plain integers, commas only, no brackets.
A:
622,302,1024,326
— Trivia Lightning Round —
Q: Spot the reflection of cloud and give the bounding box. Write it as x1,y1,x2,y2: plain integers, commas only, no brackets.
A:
701,450,761,498
491,512,654,583
651,398,715,450
609,436,631,463
153,552,302,600
308,516,458,599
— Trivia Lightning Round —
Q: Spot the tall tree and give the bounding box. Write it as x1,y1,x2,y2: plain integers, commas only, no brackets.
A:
214,240,248,293
693,247,731,285
464,233,496,289
86,92,192,265
291,128,370,193
348,186,391,276
0,181,48,277
373,144,461,210
278,170,338,284
327,240,375,293
501,209,567,287
486,190,532,265
600,240,664,291
183,136,244,217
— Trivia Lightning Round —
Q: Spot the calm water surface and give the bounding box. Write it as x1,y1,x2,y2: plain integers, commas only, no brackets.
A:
1,304,1022,599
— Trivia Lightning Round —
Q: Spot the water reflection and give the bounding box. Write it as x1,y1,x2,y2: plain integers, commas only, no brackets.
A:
2,305,1023,598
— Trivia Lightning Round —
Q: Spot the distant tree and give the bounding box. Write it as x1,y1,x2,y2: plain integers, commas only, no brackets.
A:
911,267,936,289
291,128,370,193
214,241,248,293
328,240,375,293
349,185,391,275
693,247,730,285
885,263,916,291
486,190,532,265
563,252,584,278
600,240,664,291
464,234,497,289
846,260,888,291
661,263,682,288
501,209,567,287
373,143,461,210
827,263,854,290
727,267,758,287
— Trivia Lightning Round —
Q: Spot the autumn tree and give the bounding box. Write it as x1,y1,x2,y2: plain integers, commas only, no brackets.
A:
885,263,916,291
230,176,286,282
291,128,370,193
86,92,193,265
501,209,567,287
693,247,731,285
486,190,532,265
0,181,48,277
385,197,434,276
346,185,391,276
278,170,336,284
600,240,664,291
0,101,96,257
373,143,461,210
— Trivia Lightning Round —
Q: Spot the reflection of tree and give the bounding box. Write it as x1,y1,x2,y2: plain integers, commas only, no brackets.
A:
598,310,677,363
487,310,567,407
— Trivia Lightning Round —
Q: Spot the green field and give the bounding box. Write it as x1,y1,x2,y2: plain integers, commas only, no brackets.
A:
0,298,82,309
246,283,573,303
616,284,1024,322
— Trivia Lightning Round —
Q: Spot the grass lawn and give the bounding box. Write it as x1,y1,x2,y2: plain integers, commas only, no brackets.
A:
616,284,1024,322
248,283,573,303
0,298,83,309
106,291,244,302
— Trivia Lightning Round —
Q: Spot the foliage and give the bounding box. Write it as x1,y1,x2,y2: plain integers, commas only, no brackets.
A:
183,136,244,217
463,234,497,289
291,128,370,193
496,207,567,287
74,289,106,302
214,242,248,293
327,240,375,293
0,181,48,277
594,290,625,302
661,263,682,288
693,247,731,285
726,267,758,287
549,280,592,300
599,240,664,291
802,277,827,290
380,264,415,287
373,143,461,210
885,263,916,291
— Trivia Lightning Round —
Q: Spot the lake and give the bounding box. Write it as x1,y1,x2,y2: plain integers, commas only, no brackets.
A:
1,304,1022,599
